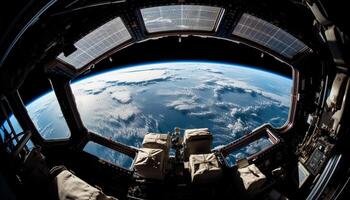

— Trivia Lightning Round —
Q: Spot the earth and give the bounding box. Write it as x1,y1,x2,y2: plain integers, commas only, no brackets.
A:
2,62,292,168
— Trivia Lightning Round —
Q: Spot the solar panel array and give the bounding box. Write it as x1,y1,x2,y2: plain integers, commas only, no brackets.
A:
233,13,310,59
58,17,131,69
141,5,223,33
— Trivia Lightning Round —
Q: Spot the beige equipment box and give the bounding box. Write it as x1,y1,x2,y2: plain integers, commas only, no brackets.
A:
183,128,213,161
188,153,222,184
238,164,266,192
142,133,171,155
133,148,166,180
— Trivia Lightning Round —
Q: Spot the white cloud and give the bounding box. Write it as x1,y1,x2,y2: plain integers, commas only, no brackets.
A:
200,67,223,74
166,97,206,112
73,80,107,95
172,104,201,112
72,68,173,94
114,126,148,140
229,102,277,118
230,107,239,117
157,88,195,97
194,74,290,106
110,90,132,104
188,111,215,118
104,70,171,85
215,102,240,110
227,118,248,135
113,105,140,121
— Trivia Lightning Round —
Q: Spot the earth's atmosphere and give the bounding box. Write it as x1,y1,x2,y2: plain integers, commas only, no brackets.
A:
1,62,292,168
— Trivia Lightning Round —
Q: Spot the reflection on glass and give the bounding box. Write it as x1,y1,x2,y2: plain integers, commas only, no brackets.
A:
225,135,273,167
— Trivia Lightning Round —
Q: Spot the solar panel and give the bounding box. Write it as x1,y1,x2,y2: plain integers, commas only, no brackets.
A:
233,13,310,59
57,17,131,69
141,5,223,33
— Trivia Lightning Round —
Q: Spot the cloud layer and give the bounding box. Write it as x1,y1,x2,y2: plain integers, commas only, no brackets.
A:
24,62,291,167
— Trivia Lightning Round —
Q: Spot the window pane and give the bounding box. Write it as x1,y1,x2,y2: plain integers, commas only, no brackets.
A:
27,92,70,140
1,115,23,133
57,17,132,69
0,115,23,143
71,61,292,155
141,5,223,33
225,135,273,167
233,13,311,58
1,115,34,151
84,141,134,169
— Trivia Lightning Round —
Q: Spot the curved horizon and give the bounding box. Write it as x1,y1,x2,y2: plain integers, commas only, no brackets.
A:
27,61,292,106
